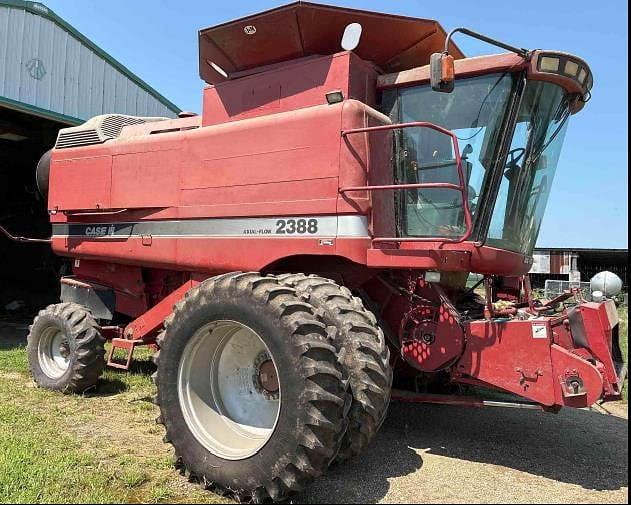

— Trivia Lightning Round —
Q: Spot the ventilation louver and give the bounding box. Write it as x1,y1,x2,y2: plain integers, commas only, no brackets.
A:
55,114,168,149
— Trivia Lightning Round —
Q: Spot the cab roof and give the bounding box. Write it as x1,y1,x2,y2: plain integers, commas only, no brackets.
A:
199,1,464,85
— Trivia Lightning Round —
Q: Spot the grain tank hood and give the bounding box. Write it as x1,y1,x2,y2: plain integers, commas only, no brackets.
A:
198,1,464,84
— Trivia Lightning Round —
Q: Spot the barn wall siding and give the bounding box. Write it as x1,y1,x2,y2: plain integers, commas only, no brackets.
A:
0,2,179,123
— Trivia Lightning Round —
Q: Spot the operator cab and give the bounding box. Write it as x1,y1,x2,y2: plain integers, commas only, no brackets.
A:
378,50,593,258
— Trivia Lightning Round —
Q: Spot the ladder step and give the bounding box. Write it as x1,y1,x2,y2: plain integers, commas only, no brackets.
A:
107,338,138,371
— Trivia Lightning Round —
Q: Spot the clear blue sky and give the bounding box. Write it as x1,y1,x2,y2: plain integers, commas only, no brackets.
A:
44,0,629,249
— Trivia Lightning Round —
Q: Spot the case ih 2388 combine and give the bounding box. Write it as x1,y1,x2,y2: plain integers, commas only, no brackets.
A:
15,2,625,502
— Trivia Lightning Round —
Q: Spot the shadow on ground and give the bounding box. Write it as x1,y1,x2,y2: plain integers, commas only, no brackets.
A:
301,401,628,503
90,359,156,396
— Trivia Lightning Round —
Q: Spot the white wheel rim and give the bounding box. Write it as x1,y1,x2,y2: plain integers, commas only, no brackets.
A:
177,320,281,460
38,326,71,379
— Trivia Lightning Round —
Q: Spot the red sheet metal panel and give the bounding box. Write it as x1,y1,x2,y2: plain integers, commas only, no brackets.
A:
49,155,112,211
458,318,607,408
198,1,464,84
202,52,377,126
459,319,557,406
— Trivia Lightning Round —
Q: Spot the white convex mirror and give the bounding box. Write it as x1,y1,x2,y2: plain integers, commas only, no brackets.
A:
341,23,363,51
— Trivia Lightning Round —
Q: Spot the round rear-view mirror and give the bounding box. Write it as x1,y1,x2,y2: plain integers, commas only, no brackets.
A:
341,23,362,51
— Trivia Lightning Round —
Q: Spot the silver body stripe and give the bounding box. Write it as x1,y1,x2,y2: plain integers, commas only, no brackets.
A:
52,215,370,239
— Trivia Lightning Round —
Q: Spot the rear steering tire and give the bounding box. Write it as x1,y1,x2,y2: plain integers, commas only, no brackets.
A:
27,303,105,393
154,273,350,503
278,274,393,463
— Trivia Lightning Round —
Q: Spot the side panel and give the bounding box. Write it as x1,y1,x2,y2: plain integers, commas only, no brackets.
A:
182,104,342,204
458,318,606,407
110,149,182,209
51,219,371,273
572,301,622,395
458,320,557,405
49,154,112,210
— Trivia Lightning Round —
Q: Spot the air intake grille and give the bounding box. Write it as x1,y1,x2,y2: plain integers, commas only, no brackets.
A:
55,129,101,149
100,115,146,138
55,114,168,149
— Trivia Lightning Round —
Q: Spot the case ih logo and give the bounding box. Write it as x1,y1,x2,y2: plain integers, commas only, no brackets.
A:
26,58,46,80
85,225,116,237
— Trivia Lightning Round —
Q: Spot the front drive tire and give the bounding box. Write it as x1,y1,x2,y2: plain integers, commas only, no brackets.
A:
278,274,393,463
154,273,349,503
27,302,105,393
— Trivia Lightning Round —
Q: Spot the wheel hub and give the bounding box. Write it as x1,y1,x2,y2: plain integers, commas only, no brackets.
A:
258,359,279,394
59,343,71,359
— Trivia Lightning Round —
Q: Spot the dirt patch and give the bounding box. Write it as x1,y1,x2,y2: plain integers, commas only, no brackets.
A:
592,401,628,419
0,371,23,380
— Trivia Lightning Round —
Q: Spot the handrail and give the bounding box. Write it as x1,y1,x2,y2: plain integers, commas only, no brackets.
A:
63,208,129,217
341,121,458,138
340,121,473,244
340,182,463,193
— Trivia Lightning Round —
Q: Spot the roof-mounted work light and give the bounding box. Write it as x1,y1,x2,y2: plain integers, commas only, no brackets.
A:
529,51,594,110
533,52,593,91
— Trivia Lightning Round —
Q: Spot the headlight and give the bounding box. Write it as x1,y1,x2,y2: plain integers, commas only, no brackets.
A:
539,56,560,72
532,51,593,96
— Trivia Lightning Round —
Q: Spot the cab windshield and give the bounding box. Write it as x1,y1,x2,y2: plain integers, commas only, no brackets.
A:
386,72,571,256
487,81,570,254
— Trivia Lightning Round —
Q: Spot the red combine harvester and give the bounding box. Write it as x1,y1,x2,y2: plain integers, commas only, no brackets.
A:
21,2,625,502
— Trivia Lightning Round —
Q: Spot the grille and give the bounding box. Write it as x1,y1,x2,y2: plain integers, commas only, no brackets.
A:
55,129,101,149
55,114,168,149
100,115,146,138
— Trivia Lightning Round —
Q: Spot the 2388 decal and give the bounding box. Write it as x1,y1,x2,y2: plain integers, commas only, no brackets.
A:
275,219,318,234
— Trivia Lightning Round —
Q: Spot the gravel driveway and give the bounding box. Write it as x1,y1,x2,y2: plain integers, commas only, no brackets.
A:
300,401,628,503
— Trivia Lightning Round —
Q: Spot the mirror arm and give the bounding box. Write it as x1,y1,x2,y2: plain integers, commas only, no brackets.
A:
444,27,530,59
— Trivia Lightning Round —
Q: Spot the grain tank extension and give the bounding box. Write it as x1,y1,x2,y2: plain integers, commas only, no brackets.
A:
23,2,625,502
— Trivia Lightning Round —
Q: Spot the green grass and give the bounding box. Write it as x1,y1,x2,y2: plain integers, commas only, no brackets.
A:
0,343,28,374
0,334,225,504
0,400,118,503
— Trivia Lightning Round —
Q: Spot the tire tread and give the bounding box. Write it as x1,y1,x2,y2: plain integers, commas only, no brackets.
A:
154,272,349,503
278,274,393,463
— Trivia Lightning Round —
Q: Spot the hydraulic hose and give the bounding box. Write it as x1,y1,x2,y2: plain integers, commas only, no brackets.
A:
0,225,51,244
